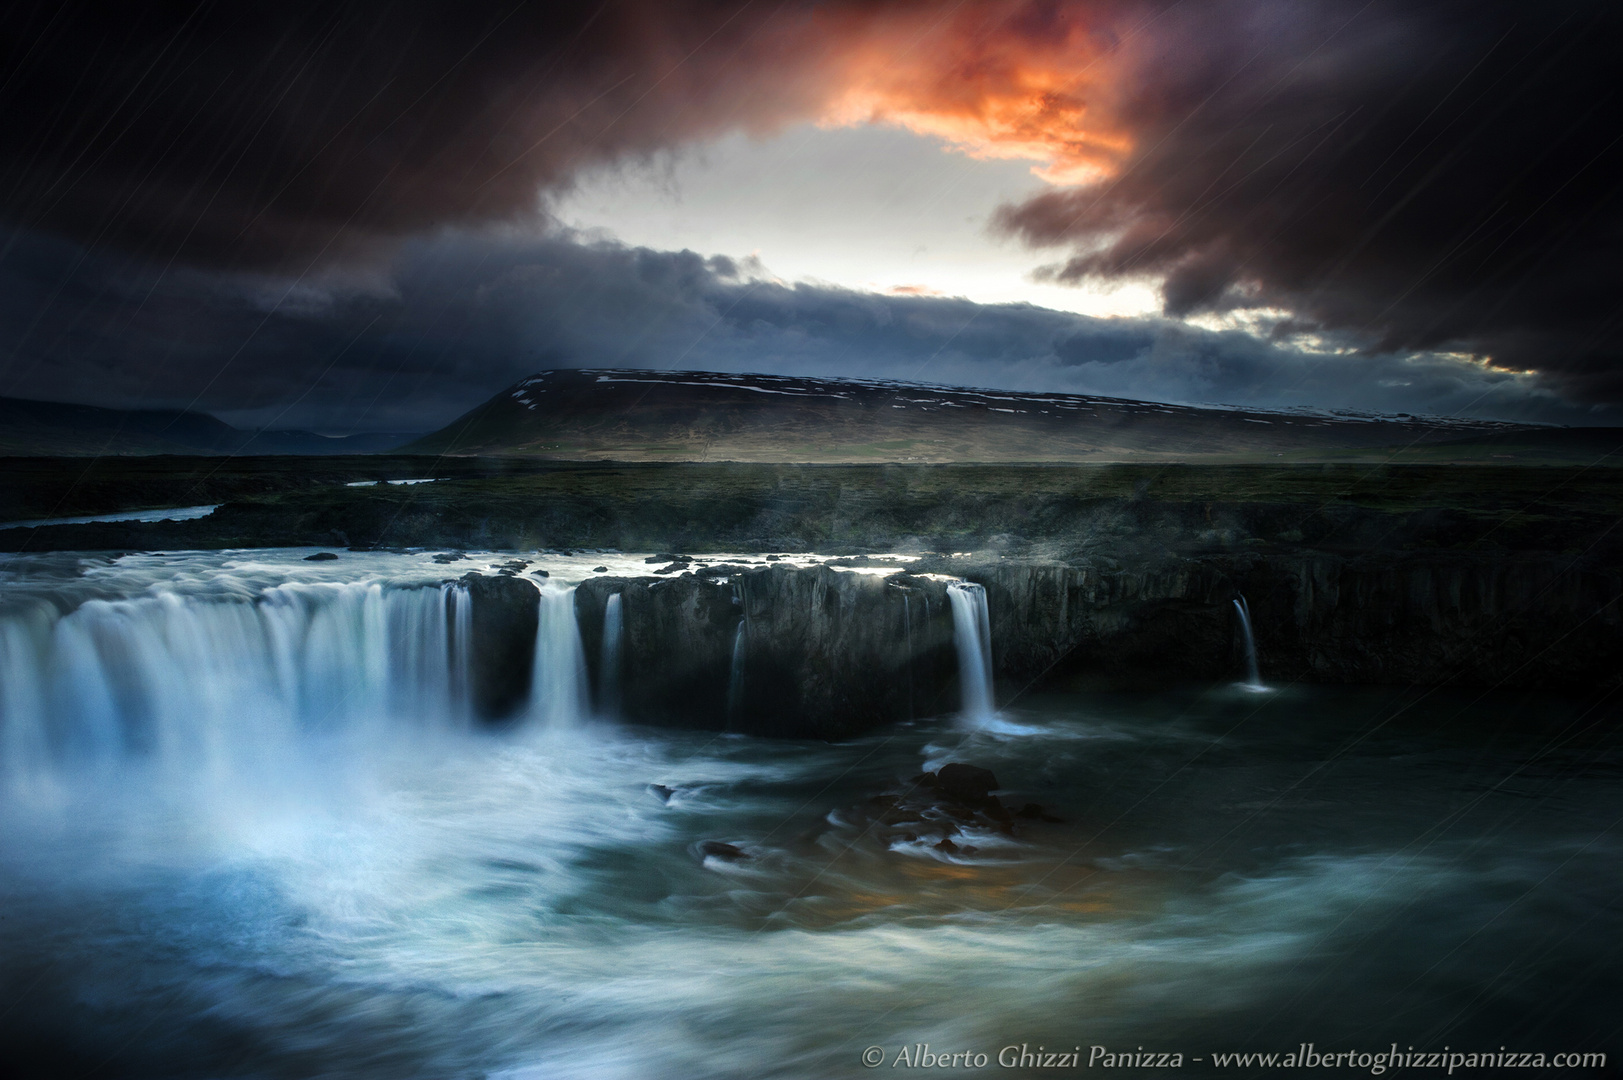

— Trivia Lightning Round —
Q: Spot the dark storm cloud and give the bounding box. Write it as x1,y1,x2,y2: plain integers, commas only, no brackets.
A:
994,0,1623,404
0,228,1572,433
0,0,851,267
1,0,1617,417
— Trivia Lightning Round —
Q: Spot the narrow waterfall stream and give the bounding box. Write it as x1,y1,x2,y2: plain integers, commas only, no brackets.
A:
598,592,624,717
902,591,914,721
947,581,995,721
726,618,747,721
1232,595,1267,691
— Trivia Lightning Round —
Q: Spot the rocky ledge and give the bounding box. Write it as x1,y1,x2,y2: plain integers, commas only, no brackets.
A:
459,543,1620,736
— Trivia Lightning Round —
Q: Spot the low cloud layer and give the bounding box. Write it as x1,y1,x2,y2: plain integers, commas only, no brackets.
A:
0,228,1576,433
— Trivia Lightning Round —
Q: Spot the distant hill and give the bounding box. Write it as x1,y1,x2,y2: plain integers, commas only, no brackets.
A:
0,396,420,456
402,369,1544,463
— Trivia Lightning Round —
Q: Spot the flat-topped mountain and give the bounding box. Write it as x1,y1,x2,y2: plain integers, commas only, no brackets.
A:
403,368,1537,462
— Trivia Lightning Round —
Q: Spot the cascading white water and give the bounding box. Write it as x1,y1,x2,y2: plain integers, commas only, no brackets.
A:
902,591,914,721
726,619,746,720
452,584,474,714
1233,595,1266,691
531,584,590,727
947,582,995,720
598,593,624,717
0,581,471,793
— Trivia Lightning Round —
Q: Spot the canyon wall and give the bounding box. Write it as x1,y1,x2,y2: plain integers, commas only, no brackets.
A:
573,566,958,738
969,553,1621,692
461,551,1621,736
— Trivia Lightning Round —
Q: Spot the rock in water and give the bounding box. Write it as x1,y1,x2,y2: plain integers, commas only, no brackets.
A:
811,763,1023,852
303,551,339,561
698,840,748,861
906,763,1014,829
936,763,999,805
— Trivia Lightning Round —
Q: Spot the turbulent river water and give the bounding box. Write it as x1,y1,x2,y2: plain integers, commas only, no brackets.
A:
0,552,1617,1079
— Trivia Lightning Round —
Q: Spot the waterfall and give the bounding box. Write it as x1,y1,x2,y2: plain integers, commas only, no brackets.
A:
598,593,624,717
1233,595,1266,691
726,619,746,721
902,591,914,721
451,584,473,720
0,581,470,791
947,582,995,720
531,584,589,727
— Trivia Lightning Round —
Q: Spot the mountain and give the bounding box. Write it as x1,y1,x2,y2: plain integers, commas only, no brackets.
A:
402,369,1542,463
0,396,421,457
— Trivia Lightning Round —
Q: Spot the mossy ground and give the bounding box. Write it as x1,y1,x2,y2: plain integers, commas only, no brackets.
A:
3,457,1619,557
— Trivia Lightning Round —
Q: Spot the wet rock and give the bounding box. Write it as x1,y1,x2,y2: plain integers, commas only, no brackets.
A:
303,551,339,562
813,764,1019,856
561,554,1622,741
698,840,749,861
904,764,1014,832
431,551,466,564
459,573,539,721
575,566,956,739
936,763,998,805
696,563,751,579
592,566,609,573
967,550,1623,692
648,784,674,802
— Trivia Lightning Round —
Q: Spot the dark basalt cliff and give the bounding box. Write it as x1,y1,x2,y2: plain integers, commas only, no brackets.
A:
460,549,1620,736
965,553,1621,691
459,572,539,719
574,566,958,738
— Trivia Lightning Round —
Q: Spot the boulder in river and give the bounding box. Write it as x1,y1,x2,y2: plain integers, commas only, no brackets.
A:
697,840,749,861
933,763,998,805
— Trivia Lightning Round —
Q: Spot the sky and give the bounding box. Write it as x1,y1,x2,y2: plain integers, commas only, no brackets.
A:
0,0,1618,433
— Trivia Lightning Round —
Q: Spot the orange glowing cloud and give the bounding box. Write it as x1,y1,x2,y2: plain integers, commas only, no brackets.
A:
815,3,1138,186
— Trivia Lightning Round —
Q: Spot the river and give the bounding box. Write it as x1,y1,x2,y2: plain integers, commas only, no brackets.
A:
0,552,1615,1077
